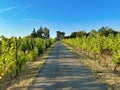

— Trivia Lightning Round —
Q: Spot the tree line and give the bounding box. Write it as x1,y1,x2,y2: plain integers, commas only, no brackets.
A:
65,26,119,38
28,27,50,39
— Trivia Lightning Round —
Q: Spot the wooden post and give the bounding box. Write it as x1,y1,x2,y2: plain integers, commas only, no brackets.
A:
15,37,19,77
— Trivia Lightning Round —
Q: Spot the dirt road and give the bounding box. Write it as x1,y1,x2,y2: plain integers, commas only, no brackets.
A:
29,41,107,90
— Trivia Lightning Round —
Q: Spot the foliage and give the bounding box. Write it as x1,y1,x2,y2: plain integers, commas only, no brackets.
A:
0,36,54,80
63,32,120,70
30,27,50,39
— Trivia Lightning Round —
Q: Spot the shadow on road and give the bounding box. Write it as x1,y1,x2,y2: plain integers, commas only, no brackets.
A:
29,41,107,90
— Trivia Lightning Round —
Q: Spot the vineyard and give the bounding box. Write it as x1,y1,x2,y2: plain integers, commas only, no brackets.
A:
1,29,120,89
62,32,120,89
63,33,120,69
0,36,54,89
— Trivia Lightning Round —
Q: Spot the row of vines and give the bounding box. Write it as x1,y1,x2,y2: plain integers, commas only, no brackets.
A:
0,36,54,82
62,34,120,71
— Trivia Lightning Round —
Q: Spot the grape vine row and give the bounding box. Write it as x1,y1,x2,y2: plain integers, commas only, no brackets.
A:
0,36,55,80
62,33,120,71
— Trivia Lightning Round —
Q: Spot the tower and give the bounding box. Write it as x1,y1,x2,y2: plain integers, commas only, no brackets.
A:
56,31,65,41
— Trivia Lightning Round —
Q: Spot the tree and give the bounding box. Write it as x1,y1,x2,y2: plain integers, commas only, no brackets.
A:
29,27,50,39
31,28,37,38
70,32,77,38
88,29,97,36
43,27,50,39
76,30,87,37
98,27,117,36
37,27,43,38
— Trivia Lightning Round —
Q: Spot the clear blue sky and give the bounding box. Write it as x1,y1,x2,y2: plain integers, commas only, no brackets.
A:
0,0,120,38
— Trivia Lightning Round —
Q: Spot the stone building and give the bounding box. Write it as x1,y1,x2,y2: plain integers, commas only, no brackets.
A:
56,31,65,41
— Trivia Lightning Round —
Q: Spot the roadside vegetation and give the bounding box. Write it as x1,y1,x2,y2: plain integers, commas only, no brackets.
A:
63,26,120,90
0,27,55,90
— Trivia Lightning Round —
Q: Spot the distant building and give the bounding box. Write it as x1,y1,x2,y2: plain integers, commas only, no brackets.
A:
56,31,65,41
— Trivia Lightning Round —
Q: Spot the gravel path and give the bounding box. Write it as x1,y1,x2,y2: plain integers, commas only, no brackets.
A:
29,41,107,90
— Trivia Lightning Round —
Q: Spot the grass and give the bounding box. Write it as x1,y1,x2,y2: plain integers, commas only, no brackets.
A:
63,43,120,90
6,59,46,90
0,44,55,90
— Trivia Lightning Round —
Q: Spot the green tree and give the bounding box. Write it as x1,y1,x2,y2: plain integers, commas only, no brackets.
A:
70,32,77,38
88,29,97,36
76,30,87,37
98,27,117,36
37,27,43,38
43,27,50,39
31,28,37,38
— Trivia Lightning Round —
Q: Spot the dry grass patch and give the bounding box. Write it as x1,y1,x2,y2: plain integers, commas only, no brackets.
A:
6,59,45,90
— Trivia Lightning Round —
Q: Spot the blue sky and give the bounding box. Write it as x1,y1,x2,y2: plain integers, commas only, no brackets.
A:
0,0,120,38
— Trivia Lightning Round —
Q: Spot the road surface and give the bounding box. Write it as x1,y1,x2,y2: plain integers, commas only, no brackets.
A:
29,41,107,90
